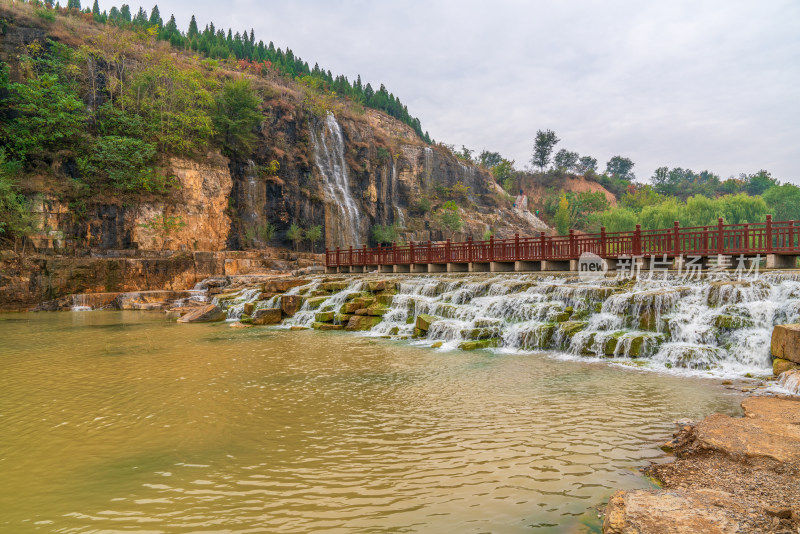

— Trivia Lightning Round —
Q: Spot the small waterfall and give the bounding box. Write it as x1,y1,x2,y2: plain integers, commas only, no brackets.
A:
390,160,405,228
71,294,92,312
311,112,361,247
244,160,259,224
423,147,433,186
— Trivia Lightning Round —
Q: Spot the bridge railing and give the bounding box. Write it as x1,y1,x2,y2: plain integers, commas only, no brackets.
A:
325,215,800,267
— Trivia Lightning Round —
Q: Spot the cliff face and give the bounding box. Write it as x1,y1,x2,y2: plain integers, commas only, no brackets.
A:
2,14,548,256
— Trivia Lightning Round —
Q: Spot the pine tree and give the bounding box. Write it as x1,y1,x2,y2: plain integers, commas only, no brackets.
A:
149,5,162,28
67,0,81,10
91,0,99,16
187,15,199,38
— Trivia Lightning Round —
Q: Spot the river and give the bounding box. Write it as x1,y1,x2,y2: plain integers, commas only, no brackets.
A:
0,311,743,533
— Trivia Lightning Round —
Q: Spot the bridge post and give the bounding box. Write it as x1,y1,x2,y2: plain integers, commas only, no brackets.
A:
766,215,773,253
673,221,680,257
569,229,575,258
634,225,642,256
601,227,607,257
446,239,451,262
717,218,724,254
363,244,367,266
467,236,473,262
515,233,520,260
409,240,415,265
336,247,340,266
541,232,547,260
392,242,397,265
427,240,432,263
489,235,494,261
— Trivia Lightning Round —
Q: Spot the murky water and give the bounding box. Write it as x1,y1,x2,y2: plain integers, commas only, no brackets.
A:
0,312,743,533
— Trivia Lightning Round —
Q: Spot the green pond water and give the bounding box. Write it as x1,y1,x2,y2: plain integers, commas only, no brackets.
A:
0,311,743,533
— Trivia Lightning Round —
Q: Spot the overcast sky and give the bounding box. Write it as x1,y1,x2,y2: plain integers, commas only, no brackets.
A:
101,0,799,183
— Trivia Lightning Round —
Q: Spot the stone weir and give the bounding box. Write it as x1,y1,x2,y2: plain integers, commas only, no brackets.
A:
166,271,800,379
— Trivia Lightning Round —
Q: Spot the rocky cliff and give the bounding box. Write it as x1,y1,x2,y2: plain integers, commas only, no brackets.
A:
0,12,547,257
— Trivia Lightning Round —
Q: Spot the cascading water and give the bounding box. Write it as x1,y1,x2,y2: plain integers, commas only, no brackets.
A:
311,112,361,247
423,147,433,187
390,160,405,227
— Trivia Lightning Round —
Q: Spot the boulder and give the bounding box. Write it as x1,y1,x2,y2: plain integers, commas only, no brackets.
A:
305,296,329,310
266,278,308,292
229,322,253,329
415,314,437,332
342,302,361,314
320,281,348,292
779,369,800,395
252,308,282,325
312,322,344,331
771,324,800,364
315,311,335,322
774,357,799,376
280,295,305,316
459,339,498,351
345,315,383,331
366,306,388,316
368,280,396,292
177,304,226,323
243,302,255,315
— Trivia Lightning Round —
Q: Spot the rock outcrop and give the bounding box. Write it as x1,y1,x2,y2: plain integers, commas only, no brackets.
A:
604,396,800,533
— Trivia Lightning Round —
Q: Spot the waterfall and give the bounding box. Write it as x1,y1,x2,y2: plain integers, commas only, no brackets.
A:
270,272,800,378
311,112,361,247
391,160,405,228
244,160,258,224
423,147,433,186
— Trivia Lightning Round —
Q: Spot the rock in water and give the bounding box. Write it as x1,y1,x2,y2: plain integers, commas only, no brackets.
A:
252,308,282,325
280,295,305,317
177,304,226,323
771,324,800,364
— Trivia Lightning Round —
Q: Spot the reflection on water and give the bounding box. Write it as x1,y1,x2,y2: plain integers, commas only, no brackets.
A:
0,312,742,533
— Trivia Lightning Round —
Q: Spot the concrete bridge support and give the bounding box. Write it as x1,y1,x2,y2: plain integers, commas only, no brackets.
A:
428,263,448,273
469,262,490,272
410,264,428,274
447,263,469,273
378,265,394,273
767,254,799,269
515,261,541,272
541,260,571,271
392,264,410,273
490,261,515,272
348,265,365,273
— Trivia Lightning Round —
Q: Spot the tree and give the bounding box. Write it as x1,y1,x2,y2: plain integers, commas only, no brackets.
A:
478,150,503,169
763,184,800,221
0,153,35,253
286,223,303,251
437,200,463,237
554,193,570,235
187,14,199,38
743,170,777,196
531,129,559,171
91,0,100,17
553,149,579,173
305,225,322,253
576,156,597,175
371,223,399,246
605,156,635,181
212,78,262,157
491,158,515,190
149,5,162,28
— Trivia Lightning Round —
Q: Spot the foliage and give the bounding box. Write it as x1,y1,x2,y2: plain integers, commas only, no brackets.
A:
576,156,598,175
413,198,432,215
531,129,560,171
478,150,502,169
763,184,800,221
138,213,186,249
450,181,471,205
372,223,400,246
0,152,35,246
481,228,494,241
77,136,166,192
437,200,463,236
212,78,262,157
553,193,570,235
257,222,277,242
605,156,635,181
286,223,303,251
305,224,322,252
0,66,85,160
553,149,579,173
491,158,515,189
455,145,473,163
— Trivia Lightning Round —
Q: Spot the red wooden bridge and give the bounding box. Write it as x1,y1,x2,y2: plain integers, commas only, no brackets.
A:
325,215,800,273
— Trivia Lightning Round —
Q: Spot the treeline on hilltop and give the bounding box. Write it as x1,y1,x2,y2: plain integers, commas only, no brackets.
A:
46,0,431,143
461,129,799,236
